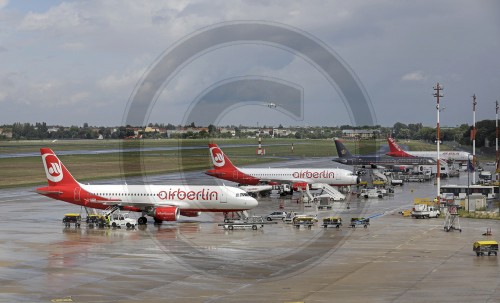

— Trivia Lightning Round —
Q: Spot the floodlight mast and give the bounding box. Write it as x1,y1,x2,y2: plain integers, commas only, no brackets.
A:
496,100,499,182
472,94,477,185
434,83,443,202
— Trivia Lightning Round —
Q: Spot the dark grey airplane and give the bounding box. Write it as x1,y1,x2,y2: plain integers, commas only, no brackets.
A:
333,139,436,169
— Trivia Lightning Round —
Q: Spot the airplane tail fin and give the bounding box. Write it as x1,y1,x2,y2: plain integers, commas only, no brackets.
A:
207,144,238,172
386,137,413,157
467,157,475,172
334,140,352,158
40,148,80,187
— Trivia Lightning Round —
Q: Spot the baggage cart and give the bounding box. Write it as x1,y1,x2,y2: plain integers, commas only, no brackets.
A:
322,217,342,228
293,216,317,229
350,217,370,228
473,241,498,256
62,213,81,228
219,216,276,230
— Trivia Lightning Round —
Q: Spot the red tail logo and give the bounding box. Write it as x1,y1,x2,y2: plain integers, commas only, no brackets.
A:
210,146,226,167
386,137,413,157
40,148,79,186
42,152,64,183
387,137,403,152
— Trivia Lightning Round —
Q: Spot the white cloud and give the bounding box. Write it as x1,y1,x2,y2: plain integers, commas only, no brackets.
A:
98,68,145,91
0,0,8,10
401,71,427,81
1,1,499,126
0,91,7,102
60,42,85,51
67,91,90,105
19,2,84,31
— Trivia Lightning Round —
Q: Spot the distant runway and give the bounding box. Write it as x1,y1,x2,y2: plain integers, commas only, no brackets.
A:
1,159,498,302
0,143,300,159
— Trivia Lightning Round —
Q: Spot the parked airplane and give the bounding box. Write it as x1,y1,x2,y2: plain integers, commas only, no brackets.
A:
333,139,436,169
205,143,359,191
36,148,258,225
386,137,471,162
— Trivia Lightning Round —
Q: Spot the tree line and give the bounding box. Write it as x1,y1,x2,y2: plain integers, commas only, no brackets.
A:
0,121,497,148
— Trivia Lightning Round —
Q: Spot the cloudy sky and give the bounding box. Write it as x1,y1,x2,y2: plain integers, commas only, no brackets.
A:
1,0,499,128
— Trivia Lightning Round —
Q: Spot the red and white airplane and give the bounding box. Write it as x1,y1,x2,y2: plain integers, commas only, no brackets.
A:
36,148,258,225
386,137,471,162
205,143,359,190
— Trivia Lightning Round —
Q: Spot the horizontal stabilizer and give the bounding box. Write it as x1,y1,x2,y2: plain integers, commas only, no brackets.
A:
35,189,63,195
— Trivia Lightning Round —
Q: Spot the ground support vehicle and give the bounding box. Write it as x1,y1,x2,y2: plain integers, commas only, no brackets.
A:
283,212,298,223
266,211,288,221
391,179,404,186
86,214,107,228
219,216,276,230
62,213,81,228
108,212,137,229
349,217,370,228
322,217,342,228
473,241,498,256
411,204,440,219
293,216,317,229
358,188,383,198
400,210,412,217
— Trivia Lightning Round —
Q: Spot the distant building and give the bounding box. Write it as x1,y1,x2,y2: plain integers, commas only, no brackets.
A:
0,128,13,139
219,128,236,137
342,129,379,139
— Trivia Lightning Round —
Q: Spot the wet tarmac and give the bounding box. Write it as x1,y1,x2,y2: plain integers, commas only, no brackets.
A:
1,158,499,303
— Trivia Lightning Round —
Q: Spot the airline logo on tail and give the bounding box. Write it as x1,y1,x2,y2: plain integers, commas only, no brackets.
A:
42,152,63,183
388,137,403,152
386,137,413,157
210,146,225,167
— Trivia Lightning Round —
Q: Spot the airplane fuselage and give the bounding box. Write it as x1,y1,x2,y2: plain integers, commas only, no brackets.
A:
333,156,436,167
37,184,257,213
210,167,359,186
390,151,470,162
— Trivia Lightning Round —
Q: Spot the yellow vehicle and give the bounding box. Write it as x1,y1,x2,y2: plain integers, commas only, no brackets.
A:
473,241,498,256
372,180,386,186
401,210,412,217
86,214,107,228
322,217,342,228
62,213,81,228
293,216,317,229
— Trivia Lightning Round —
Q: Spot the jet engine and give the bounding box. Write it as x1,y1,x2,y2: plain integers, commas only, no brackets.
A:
153,206,180,221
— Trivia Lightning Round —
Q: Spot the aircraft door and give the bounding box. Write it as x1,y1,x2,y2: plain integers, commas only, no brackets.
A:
220,190,227,203
74,187,81,202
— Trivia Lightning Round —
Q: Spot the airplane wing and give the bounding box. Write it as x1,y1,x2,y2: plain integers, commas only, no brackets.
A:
88,198,191,210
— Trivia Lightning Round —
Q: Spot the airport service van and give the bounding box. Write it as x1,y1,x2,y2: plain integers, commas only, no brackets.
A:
414,163,449,177
109,213,137,229
411,204,441,219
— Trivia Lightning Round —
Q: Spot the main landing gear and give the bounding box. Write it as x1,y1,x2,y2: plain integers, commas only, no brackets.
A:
138,216,148,225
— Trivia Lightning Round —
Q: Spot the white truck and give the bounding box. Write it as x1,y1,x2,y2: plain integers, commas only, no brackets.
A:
411,204,441,219
108,212,137,229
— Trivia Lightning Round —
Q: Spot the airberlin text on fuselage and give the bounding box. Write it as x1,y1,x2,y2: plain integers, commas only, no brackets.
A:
292,170,334,179
157,188,219,201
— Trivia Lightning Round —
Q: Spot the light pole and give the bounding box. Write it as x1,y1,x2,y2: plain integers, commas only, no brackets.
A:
472,95,477,184
434,83,443,201
496,100,499,182
467,154,471,212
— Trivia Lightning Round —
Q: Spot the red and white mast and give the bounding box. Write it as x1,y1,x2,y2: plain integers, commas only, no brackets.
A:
472,94,477,184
